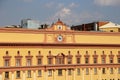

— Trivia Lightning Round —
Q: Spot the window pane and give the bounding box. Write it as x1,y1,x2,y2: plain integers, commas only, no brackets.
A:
38,59,41,65
102,68,106,74
16,71,20,78
68,69,72,75
5,60,9,67
27,70,31,78
16,59,20,66
77,58,80,64
58,69,62,76
48,70,52,76
38,70,42,76
94,68,97,74
5,72,9,79
77,68,80,75
86,68,89,75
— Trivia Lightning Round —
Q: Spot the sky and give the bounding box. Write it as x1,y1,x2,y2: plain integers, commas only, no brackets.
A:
0,0,120,28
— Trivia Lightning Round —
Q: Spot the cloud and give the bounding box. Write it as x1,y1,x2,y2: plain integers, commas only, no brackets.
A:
94,0,120,6
54,8,71,18
69,2,79,8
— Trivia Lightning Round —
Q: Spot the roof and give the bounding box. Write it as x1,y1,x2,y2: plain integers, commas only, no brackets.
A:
99,22,120,28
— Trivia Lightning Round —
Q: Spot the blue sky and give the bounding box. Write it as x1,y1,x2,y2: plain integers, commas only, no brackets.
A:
0,0,120,27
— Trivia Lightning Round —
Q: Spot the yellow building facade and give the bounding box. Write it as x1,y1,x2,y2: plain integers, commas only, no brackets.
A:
0,20,120,80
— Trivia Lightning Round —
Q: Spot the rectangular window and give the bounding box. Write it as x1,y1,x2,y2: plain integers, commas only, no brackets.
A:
4,60,9,67
16,71,20,78
94,68,97,74
27,59,31,66
102,58,105,63
48,70,52,76
85,58,89,64
110,58,113,63
68,69,72,75
118,68,120,74
77,58,80,64
27,70,31,78
48,58,52,64
38,59,42,65
57,58,64,64
5,72,9,79
58,69,62,76
77,68,80,75
86,68,89,75
38,70,42,76
94,58,97,63
102,68,106,74
16,59,20,66
110,68,113,74
68,58,72,64
118,58,120,63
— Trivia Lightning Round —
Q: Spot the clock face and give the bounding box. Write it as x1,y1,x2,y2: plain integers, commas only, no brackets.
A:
57,35,63,41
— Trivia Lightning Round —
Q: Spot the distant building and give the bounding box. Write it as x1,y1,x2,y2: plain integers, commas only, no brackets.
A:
99,22,120,32
71,21,109,31
21,19,40,29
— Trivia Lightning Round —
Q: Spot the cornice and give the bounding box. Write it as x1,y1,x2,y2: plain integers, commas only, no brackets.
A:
0,28,120,36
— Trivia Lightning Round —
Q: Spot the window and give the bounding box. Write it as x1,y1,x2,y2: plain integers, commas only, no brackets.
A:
77,58,80,64
118,68,120,74
110,68,113,74
68,69,72,75
102,68,106,74
5,72,9,79
94,58,97,63
86,68,89,75
38,59,42,65
58,69,62,76
38,70,42,76
16,71,20,78
102,58,105,64
94,68,97,74
77,68,80,75
48,70,52,76
4,59,9,67
27,59,31,66
85,58,89,64
48,58,52,64
56,57,64,64
110,58,113,63
27,70,31,78
68,57,72,64
16,59,21,66
118,58,120,63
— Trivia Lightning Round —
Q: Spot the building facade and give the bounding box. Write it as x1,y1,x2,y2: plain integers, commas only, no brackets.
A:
21,19,40,29
0,19,120,80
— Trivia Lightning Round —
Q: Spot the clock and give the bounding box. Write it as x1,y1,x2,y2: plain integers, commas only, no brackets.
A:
57,35,63,41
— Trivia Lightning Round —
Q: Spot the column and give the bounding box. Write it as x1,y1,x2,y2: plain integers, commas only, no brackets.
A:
44,70,47,80
0,72,2,80
98,68,101,80
53,69,56,80
22,71,26,80
11,71,14,80
90,68,92,80
115,68,118,80
33,70,36,80
82,69,84,80
65,69,68,80
73,69,76,80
